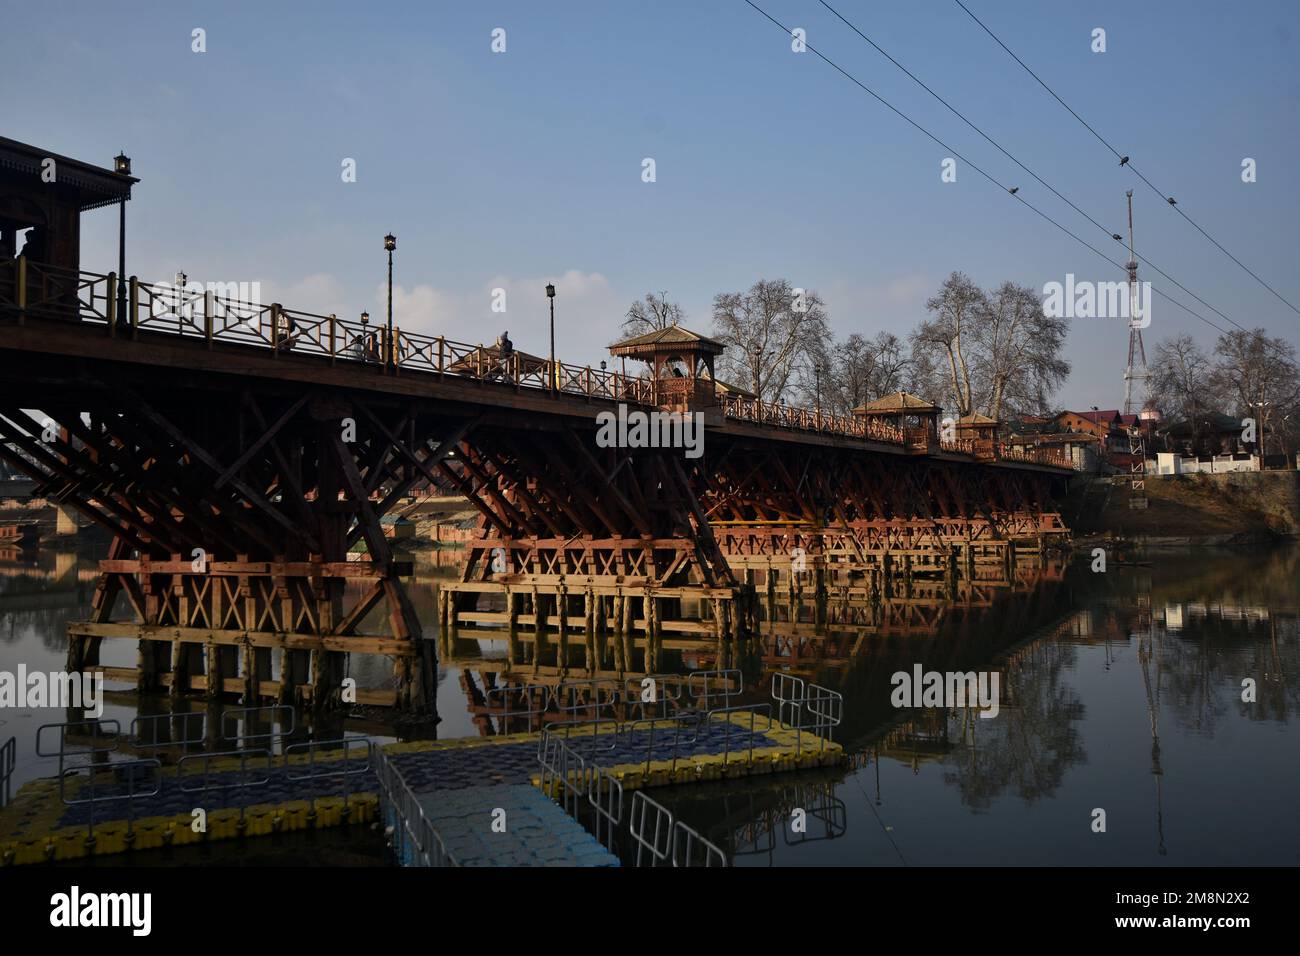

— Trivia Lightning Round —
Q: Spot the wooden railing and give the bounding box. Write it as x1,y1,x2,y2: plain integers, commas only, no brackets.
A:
0,259,1076,467
996,442,1071,468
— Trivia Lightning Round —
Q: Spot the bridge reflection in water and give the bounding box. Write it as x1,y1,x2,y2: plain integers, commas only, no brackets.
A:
2,544,1297,864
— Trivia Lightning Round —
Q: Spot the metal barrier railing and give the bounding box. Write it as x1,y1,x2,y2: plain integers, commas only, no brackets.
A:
373,746,458,867
221,705,297,750
713,782,849,861
483,682,552,735
284,736,371,820
127,706,297,755
704,704,774,766
622,673,687,720
129,712,209,752
177,748,274,825
685,669,743,711
770,675,844,754
548,677,627,724
784,783,848,846
32,718,374,850
672,819,727,867
58,758,163,846
482,672,723,734
629,790,727,867
629,789,674,866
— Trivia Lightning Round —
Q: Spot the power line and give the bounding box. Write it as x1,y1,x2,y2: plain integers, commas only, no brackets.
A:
952,0,1300,318
814,0,1252,342
738,0,1241,343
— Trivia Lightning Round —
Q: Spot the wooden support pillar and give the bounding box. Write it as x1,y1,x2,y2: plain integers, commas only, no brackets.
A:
556,586,569,675
505,587,519,666
583,588,596,674
169,640,190,698
532,585,545,675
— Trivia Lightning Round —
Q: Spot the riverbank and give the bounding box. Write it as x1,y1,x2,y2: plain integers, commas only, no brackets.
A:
1060,469,1300,547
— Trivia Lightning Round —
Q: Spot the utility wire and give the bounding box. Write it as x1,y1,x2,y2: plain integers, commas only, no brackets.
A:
952,0,1300,319
816,0,1251,337
739,0,1238,341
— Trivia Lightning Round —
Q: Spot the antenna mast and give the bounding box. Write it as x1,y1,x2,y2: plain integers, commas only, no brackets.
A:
1123,189,1148,417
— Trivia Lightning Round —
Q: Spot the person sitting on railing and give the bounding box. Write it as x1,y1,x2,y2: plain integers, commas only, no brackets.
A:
364,329,380,363
493,331,513,379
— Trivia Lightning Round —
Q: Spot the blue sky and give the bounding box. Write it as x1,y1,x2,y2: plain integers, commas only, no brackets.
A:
5,0,1297,409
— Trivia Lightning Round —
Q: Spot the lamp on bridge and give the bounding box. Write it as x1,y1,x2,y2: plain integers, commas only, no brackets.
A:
384,233,397,370
546,282,556,394
113,152,131,326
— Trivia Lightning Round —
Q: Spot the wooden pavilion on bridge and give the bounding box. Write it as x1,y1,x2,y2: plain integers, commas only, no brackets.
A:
607,323,726,413
852,391,942,453
954,412,1000,457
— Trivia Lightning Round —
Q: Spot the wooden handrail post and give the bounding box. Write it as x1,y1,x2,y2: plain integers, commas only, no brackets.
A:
106,272,117,337
270,303,281,355
204,289,214,348
437,337,445,378
15,255,26,325
393,327,401,375
328,313,337,365
129,276,139,340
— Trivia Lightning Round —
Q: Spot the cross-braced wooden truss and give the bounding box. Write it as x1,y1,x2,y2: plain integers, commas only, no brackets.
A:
0,365,474,712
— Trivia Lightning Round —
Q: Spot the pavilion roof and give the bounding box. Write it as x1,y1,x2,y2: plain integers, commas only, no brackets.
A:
608,323,726,358
853,391,941,415
0,136,138,211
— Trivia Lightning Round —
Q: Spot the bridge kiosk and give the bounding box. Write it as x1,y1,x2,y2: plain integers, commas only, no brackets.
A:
608,323,726,421
0,137,136,318
954,412,1000,458
853,391,942,454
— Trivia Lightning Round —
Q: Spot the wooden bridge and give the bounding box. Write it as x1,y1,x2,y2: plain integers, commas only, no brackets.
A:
0,139,1070,717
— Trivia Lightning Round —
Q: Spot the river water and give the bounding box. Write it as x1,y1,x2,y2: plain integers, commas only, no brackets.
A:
1,542,1296,866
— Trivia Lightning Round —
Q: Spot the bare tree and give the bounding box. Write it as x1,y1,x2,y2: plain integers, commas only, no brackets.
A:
621,291,686,336
711,279,832,404
911,272,984,416
909,272,1069,420
823,331,911,415
1149,334,1211,449
975,281,1070,422
1208,329,1299,457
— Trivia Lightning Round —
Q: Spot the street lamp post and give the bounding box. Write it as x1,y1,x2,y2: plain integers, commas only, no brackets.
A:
546,282,556,394
384,233,396,370
1252,399,1271,468
113,152,131,326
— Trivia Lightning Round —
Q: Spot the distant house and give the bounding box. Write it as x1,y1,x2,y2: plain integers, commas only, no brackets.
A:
1156,412,1246,457
1006,431,1101,472
1053,409,1120,440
